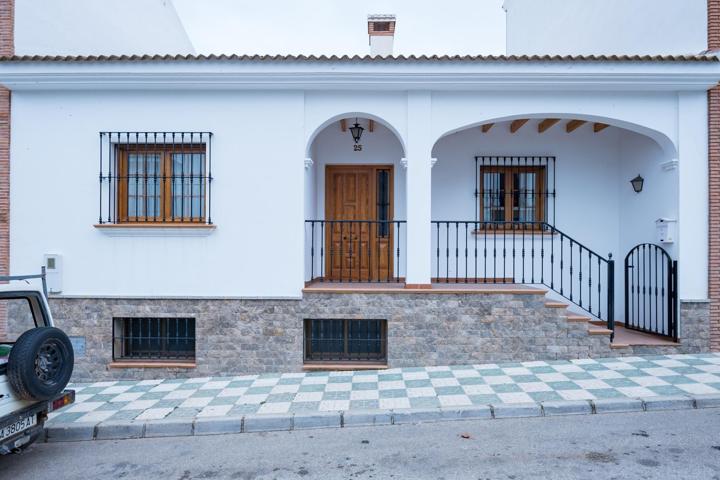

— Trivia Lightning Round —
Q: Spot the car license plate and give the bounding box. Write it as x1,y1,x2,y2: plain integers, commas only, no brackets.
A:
0,414,36,442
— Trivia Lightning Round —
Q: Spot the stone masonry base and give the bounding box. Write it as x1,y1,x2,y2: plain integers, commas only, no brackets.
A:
46,293,710,382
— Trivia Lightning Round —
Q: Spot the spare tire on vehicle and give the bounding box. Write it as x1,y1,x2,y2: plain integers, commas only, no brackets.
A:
7,327,74,401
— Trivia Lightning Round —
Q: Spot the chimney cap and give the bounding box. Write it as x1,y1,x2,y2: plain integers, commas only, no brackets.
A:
367,14,396,36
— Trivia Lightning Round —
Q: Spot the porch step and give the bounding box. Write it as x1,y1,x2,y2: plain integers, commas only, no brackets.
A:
587,325,613,336
544,302,569,309
566,315,590,323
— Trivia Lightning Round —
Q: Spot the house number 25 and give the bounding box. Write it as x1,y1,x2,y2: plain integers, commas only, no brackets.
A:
353,144,363,152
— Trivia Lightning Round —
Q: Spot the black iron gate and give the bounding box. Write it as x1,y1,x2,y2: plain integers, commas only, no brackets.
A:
624,243,677,340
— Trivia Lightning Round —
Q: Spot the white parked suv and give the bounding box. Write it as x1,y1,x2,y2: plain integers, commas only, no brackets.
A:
0,272,75,454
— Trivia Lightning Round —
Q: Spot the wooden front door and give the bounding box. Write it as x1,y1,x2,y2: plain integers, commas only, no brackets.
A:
325,165,393,281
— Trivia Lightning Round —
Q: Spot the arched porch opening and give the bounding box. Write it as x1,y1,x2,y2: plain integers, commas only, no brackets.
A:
305,115,406,284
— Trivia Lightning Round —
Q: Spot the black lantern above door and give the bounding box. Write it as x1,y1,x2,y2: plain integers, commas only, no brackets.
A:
630,174,644,193
349,119,364,144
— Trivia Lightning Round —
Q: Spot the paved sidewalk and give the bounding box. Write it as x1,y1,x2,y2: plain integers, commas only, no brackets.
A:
50,354,720,427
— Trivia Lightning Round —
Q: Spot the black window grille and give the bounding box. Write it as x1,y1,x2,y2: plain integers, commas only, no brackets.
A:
376,169,391,237
475,156,556,227
99,132,213,224
304,319,387,363
112,317,196,361
373,21,391,32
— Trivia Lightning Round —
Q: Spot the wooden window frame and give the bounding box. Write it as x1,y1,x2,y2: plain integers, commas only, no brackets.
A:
116,144,207,224
479,165,546,228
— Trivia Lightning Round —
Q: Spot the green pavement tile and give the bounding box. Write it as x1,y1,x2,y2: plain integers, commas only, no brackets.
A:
126,385,154,393
410,397,441,408
305,371,328,377
78,387,106,395
114,381,138,386
321,391,351,401
670,366,704,375
473,368,504,376
227,380,255,388
353,370,378,376
277,377,304,385
527,366,557,374
176,383,199,390
434,386,465,396
405,379,432,388
209,396,241,406
581,364,609,371
257,373,282,379
163,379,186,384
490,383,522,393
378,389,407,399
245,386,274,395
708,383,720,390
378,373,403,382
683,358,712,365
97,401,127,411
428,370,455,379
352,382,378,391
88,394,118,403
589,388,626,399
107,410,143,421
547,360,570,365
499,362,524,368
620,369,646,378
229,404,260,415
626,361,655,370
603,378,641,388
528,391,563,402
349,400,379,410
647,385,686,396
298,384,326,393
137,392,167,401
289,402,320,412
658,375,690,385
509,375,540,383
328,376,353,384
450,365,476,371
468,394,500,405
546,381,582,391
191,389,223,398
266,393,296,403
167,408,201,418
563,372,595,381
153,399,183,409
49,412,87,424
457,377,486,386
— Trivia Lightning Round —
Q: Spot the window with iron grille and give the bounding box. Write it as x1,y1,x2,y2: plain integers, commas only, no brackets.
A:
304,319,387,363
99,132,213,224
112,317,196,361
475,156,556,227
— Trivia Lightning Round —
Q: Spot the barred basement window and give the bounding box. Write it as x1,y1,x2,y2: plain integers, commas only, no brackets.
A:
99,132,213,224
304,319,387,363
112,317,196,361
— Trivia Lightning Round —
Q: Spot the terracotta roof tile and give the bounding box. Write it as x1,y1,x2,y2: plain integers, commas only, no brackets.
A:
0,53,716,63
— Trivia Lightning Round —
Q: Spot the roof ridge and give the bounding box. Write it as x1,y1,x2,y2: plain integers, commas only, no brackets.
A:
0,53,716,62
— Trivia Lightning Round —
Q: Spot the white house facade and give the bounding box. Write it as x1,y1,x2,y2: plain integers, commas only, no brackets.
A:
1,2,720,380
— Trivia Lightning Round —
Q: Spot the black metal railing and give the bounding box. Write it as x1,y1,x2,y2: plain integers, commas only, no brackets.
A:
112,317,196,361
432,221,615,334
99,132,213,224
624,244,677,341
304,319,387,362
305,220,406,283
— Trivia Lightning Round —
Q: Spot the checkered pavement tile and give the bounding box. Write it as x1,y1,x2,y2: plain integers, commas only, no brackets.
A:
46,354,720,425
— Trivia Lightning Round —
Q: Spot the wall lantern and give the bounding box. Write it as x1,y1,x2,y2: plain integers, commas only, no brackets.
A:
630,174,644,193
349,118,364,144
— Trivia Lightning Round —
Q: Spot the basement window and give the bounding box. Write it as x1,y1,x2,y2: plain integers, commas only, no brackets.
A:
113,317,196,362
304,319,387,364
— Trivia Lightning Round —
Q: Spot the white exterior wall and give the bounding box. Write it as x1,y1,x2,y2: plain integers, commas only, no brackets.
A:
16,0,195,55
504,0,707,56
7,80,709,305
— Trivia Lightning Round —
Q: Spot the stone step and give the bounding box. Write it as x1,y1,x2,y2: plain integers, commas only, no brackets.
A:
566,315,590,323
544,302,569,309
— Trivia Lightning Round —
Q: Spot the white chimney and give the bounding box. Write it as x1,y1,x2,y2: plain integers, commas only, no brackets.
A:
368,14,396,56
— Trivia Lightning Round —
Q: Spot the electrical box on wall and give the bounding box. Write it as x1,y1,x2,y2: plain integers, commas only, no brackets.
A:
656,218,677,244
43,254,63,294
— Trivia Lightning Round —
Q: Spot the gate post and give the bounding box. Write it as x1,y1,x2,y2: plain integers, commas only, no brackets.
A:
607,254,615,341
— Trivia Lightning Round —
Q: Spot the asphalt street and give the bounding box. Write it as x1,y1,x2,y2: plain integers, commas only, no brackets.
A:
2,409,720,479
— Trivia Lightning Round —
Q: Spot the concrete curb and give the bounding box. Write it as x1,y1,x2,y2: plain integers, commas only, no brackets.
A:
43,393,720,443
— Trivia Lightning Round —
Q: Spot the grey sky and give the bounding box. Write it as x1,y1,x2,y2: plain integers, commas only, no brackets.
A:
173,0,507,55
